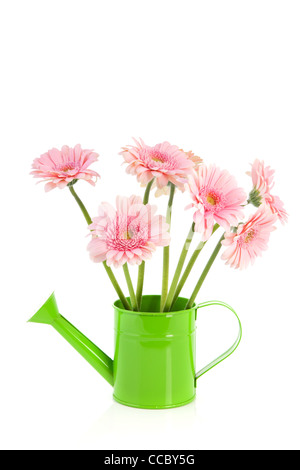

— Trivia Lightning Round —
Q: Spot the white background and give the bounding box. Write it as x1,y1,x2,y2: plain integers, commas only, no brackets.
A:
0,0,299,450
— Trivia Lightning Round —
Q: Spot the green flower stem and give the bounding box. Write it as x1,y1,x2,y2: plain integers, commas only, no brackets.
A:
103,262,131,310
170,224,219,310
69,184,130,310
69,184,92,225
136,263,145,311
142,178,155,205
162,222,195,312
136,179,154,310
123,263,138,311
160,183,176,311
185,232,225,310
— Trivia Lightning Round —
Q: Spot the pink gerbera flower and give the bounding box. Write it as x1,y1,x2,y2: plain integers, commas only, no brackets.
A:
119,138,195,191
187,165,247,240
87,195,170,268
247,159,288,224
31,144,100,191
182,149,203,166
221,207,277,269
264,194,288,224
141,148,203,197
247,159,275,200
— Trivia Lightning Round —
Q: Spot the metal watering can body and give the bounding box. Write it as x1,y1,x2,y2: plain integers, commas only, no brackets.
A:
28,293,242,409
113,296,197,408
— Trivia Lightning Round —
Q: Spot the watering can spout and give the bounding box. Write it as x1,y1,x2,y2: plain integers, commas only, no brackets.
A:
28,292,114,387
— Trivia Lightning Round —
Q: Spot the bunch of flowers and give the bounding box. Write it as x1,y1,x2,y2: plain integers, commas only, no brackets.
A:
31,140,287,311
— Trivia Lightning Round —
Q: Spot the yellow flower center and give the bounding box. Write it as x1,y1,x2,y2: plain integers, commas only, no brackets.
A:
151,152,165,163
244,229,255,243
59,162,76,172
206,194,217,205
123,230,133,240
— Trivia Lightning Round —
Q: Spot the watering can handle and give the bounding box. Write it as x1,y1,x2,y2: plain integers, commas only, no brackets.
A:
195,300,242,380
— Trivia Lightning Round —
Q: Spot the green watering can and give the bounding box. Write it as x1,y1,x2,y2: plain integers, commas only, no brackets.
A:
28,293,242,409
